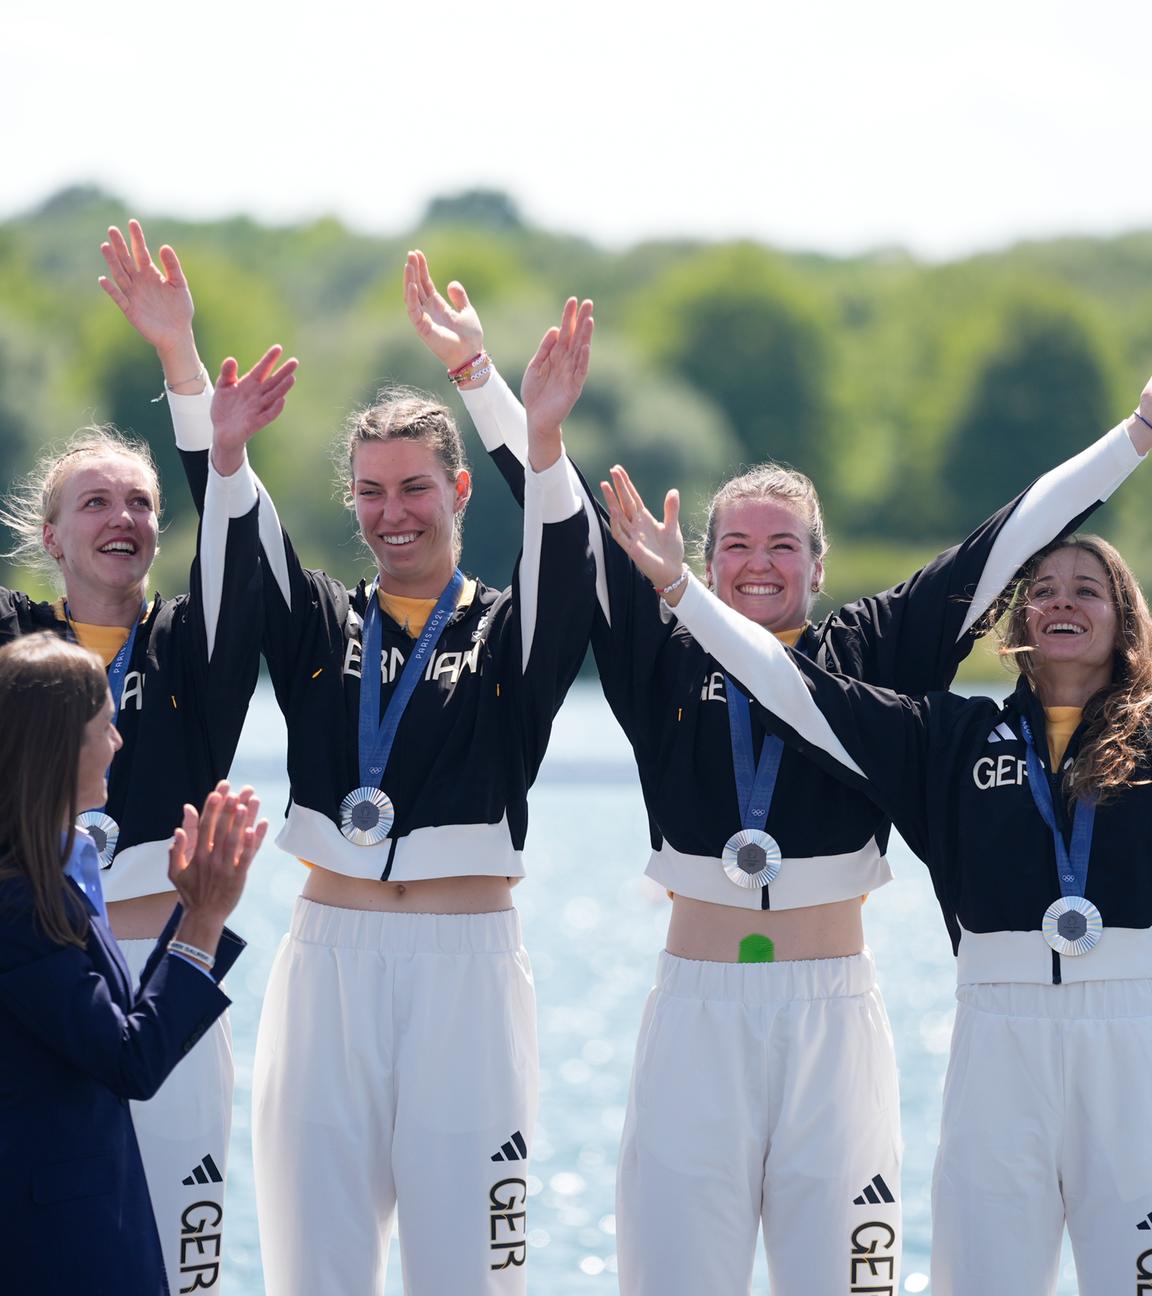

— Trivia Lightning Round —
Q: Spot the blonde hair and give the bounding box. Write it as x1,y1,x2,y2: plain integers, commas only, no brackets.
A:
998,535,1152,803
0,426,162,583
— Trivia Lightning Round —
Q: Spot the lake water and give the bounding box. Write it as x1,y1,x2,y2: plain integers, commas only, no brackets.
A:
215,679,1080,1294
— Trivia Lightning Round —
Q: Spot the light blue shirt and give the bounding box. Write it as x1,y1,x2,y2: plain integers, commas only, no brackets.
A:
63,831,107,922
63,830,214,980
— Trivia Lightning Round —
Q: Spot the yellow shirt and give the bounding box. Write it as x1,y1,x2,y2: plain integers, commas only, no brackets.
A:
378,580,477,638
52,598,131,667
1045,706,1083,770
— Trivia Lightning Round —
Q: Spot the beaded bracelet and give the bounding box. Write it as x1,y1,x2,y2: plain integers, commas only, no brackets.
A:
168,939,215,971
655,568,689,598
448,353,492,387
447,351,484,379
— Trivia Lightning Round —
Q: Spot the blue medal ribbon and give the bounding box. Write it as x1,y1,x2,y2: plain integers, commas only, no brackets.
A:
724,676,784,832
66,600,146,814
1019,716,1096,899
357,570,464,788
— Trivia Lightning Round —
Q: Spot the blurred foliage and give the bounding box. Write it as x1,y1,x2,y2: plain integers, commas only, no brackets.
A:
2,185,1151,652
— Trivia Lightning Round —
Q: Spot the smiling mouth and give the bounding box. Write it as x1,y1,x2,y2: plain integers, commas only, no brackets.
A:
736,583,782,596
1044,622,1087,636
99,540,138,555
380,532,420,547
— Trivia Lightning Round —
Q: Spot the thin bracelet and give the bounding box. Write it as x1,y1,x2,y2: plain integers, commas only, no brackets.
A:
1135,409,1152,433
168,939,215,971
655,567,689,598
447,351,484,379
151,364,208,404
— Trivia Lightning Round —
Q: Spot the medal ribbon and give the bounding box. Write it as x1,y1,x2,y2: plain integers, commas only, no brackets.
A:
1019,716,1096,899
357,570,464,789
724,676,784,831
66,600,146,814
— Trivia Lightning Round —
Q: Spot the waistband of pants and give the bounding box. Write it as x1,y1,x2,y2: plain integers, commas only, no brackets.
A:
288,895,523,954
956,923,1152,986
958,977,1152,1020
654,946,877,1002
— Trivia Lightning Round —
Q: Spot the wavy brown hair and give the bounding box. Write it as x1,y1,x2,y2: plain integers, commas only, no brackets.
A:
998,535,1152,803
0,634,109,946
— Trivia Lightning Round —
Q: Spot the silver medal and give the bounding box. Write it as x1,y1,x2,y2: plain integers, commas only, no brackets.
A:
339,787,395,846
1042,895,1103,957
77,811,119,870
722,828,781,889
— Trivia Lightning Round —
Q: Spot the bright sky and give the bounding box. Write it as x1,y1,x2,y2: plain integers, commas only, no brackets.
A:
5,0,1150,259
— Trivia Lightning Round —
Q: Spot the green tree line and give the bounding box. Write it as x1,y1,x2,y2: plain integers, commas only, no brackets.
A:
3,184,1151,680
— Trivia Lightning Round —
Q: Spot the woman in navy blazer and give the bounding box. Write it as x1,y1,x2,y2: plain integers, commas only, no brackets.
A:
0,633,267,1295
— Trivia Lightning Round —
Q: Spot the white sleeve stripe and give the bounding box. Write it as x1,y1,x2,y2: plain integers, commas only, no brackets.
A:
520,467,545,672
168,386,215,451
958,423,1144,638
675,575,865,777
200,461,257,662
459,369,528,462
254,476,293,611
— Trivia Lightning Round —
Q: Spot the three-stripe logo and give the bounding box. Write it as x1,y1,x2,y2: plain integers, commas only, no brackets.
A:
182,1154,224,1187
1138,1211,1152,1231
491,1131,528,1163
853,1174,895,1206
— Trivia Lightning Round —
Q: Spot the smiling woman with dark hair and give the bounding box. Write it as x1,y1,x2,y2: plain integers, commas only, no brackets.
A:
0,633,266,1295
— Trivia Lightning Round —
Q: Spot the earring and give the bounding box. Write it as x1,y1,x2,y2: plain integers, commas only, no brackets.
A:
810,582,820,593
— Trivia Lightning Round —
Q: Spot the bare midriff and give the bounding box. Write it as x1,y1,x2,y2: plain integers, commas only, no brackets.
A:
666,894,865,963
303,865,514,914
108,891,181,940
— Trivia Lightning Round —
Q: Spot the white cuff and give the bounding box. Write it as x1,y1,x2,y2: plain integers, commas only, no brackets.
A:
168,384,215,452
207,455,259,518
458,368,528,462
526,452,582,524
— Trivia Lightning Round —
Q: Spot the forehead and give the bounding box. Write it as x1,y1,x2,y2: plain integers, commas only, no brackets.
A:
1031,548,1109,585
715,497,809,541
57,452,156,500
352,437,448,482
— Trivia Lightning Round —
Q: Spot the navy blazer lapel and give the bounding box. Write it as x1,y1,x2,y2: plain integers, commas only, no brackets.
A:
67,877,133,1005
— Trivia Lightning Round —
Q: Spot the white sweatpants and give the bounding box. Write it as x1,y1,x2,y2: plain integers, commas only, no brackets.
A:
933,978,1152,1296
252,899,538,1296
617,949,901,1296
121,937,234,1296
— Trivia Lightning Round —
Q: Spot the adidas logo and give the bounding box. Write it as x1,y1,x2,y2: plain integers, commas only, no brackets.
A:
987,722,1017,744
182,1154,223,1187
491,1130,528,1163
1139,1211,1152,1231
853,1174,895,1206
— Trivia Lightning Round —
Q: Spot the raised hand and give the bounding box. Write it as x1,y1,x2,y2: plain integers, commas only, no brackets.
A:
404,249,485,372
169,783,267,929
209,345,298,477
99,220,203,388
1131,373,1152,456
521,298,594,471
601,465,687,597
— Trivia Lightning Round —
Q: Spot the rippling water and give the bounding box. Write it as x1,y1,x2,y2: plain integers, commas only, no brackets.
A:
216,680,1079,1294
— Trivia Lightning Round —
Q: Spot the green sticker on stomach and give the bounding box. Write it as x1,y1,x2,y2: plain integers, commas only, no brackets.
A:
738,934,776,963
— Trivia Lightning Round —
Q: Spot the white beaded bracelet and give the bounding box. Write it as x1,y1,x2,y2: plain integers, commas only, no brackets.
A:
655,568,689,598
